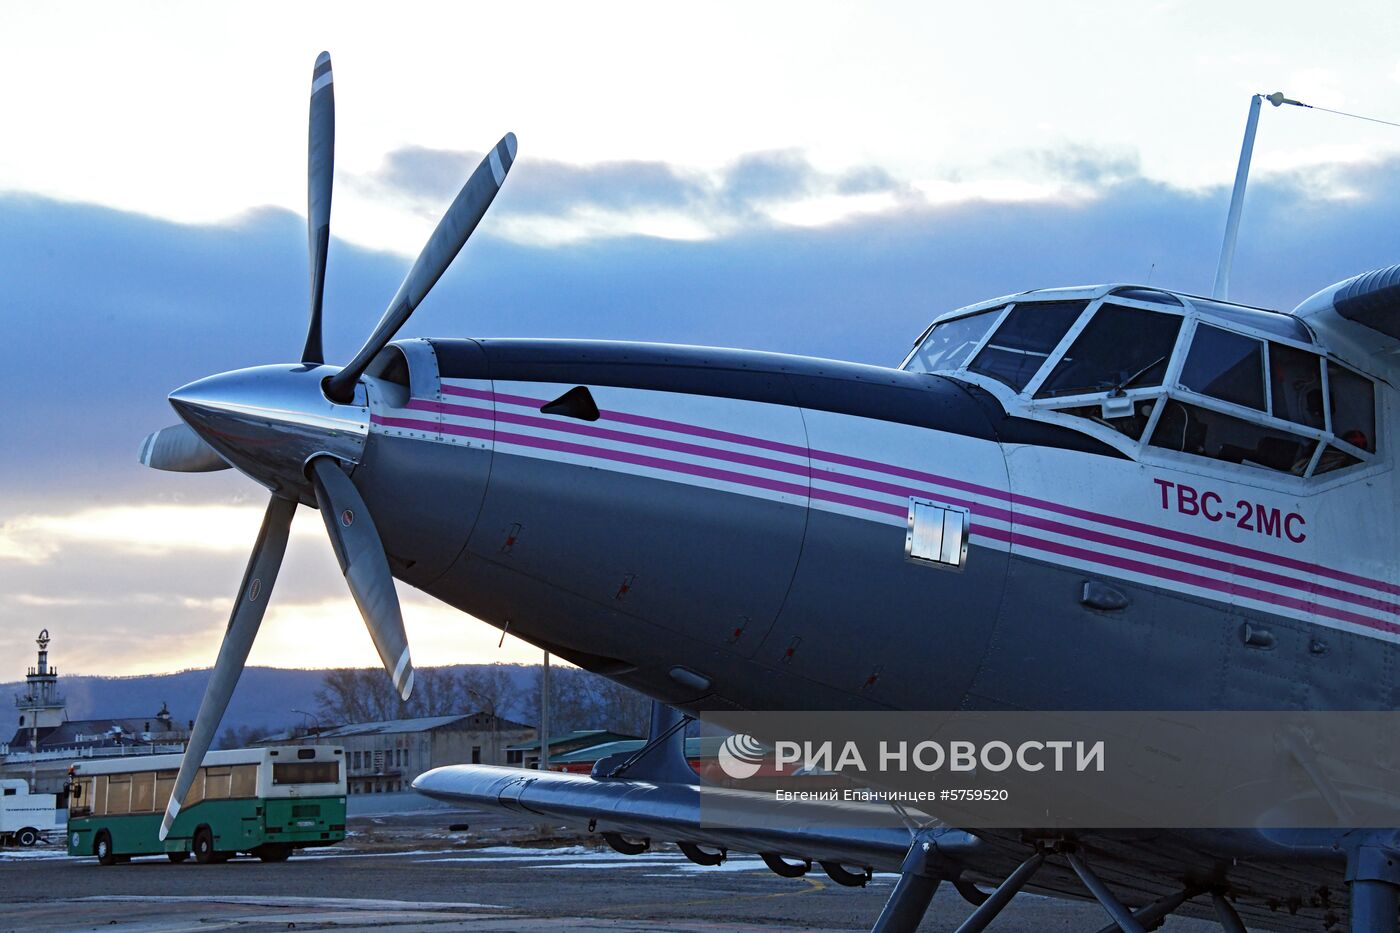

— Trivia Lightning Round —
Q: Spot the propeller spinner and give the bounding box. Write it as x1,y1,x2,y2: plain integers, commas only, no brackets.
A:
145,52,516,840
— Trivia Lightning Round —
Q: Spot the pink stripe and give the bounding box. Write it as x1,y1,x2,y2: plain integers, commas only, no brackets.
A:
978,525,1400,637
410,398,811,479
442,381,1400,599
375,410,1397,633
413,395,1400,618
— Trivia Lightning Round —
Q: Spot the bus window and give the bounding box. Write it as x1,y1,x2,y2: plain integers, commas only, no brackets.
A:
231,764,257,798
1269,343,1324,428
1149,401,1317,473
70,778,93,818
204,766,233,800
107,775,132,815
155,770,176,810
1180,325,1266,411
967,300,1086,392
1328,362,1376,453
132,772,155,813
273,761,340,785
906,308,1001,374
1036,305,1181,398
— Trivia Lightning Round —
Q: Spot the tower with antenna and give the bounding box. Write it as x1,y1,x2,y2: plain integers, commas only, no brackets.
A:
16,629,67,738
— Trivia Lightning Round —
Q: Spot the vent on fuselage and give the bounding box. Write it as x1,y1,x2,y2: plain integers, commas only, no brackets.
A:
541,385,601,422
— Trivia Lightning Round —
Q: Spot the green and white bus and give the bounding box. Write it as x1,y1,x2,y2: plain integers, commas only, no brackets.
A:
66,746,346,865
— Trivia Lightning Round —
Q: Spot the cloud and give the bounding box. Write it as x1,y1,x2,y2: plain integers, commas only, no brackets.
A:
354,146,915,241
0,504,323,563
7,146,1400,674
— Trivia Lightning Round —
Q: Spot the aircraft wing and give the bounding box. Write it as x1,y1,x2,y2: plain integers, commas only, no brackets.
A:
413,762,1342,931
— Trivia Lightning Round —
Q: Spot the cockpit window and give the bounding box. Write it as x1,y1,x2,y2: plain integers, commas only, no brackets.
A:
1035,305,1181,399
966,301,1086,392
1268,343,1324,429
907,289,1378,479
1148,402,1319,474
1179,325,1265,411
1327,361,1376,453
905,308,1000,374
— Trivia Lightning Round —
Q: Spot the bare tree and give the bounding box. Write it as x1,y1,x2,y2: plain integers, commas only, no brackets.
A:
411,666,464,717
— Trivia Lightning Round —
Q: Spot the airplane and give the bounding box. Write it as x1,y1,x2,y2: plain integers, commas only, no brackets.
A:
136,52,1400,932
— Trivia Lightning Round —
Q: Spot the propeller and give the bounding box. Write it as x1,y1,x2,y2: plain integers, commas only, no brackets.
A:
160,495,295,840
148,51,515,840
139,423,230,472
323,131,516,402
303,51,334,365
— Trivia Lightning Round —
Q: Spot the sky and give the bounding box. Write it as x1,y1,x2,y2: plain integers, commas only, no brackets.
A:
3,0,1400,677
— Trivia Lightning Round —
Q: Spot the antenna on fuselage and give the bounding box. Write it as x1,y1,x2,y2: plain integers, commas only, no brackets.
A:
1213,92,1400,301
1212,93,1265,301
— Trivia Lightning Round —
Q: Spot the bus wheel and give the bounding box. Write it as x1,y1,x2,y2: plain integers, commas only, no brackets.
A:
95,831,117,866
167,851,189,863
257,844,292,863
193,827,222,865
15,827,39,847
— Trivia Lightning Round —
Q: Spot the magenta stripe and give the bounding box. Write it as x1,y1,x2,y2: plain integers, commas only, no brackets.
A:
978,525,1400,637
410,398,811,479
408,397,1400,618
376,410,1396,633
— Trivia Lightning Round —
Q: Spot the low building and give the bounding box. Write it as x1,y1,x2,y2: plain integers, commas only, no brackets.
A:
256,712,534,794
504,729,641,769
547,735,723,777
1,631,187,799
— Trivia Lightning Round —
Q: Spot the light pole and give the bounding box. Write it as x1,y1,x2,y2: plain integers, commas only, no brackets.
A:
291,708,320,743
540,652,550,771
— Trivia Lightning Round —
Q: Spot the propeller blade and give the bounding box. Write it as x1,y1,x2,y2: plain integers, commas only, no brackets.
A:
303,51,335,365
139,423,230,472
324,132,517,402
308,457,414,700
159,495,296,840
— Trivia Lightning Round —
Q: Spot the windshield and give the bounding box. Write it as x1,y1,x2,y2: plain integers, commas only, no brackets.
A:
904,309,1000,374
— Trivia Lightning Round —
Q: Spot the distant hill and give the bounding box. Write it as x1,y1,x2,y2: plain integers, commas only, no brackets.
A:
2,664,542,738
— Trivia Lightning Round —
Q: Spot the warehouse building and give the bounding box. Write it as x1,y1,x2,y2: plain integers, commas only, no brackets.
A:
257,712,535,794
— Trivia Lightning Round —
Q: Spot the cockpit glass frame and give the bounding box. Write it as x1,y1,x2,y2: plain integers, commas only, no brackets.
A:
901,287,1380,481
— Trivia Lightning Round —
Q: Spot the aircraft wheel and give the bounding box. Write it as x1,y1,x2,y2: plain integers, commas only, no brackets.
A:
95,831,117,866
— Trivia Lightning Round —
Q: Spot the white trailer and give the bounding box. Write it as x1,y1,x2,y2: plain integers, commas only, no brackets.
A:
0,778,59,847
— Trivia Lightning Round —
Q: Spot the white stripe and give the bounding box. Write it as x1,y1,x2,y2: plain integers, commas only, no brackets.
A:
312,72,333,94
392,646,412,693
489,148,505,186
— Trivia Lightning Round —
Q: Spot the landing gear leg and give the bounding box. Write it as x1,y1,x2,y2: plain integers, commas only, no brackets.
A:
1348,843,1400,933
1066,850,1147,933
1211,892,1247,933
954,851,1044,933
870,837,945,933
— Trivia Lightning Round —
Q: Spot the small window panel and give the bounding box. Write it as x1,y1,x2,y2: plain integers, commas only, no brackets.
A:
1056,399,1157,441
905,308,1001,374
1179,325,1266,411
1148,401,1318,475
1327,361,1377,453
1268,343,1325,428
1036,305,1182,399
967,301,1086,392
905,499,969,569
